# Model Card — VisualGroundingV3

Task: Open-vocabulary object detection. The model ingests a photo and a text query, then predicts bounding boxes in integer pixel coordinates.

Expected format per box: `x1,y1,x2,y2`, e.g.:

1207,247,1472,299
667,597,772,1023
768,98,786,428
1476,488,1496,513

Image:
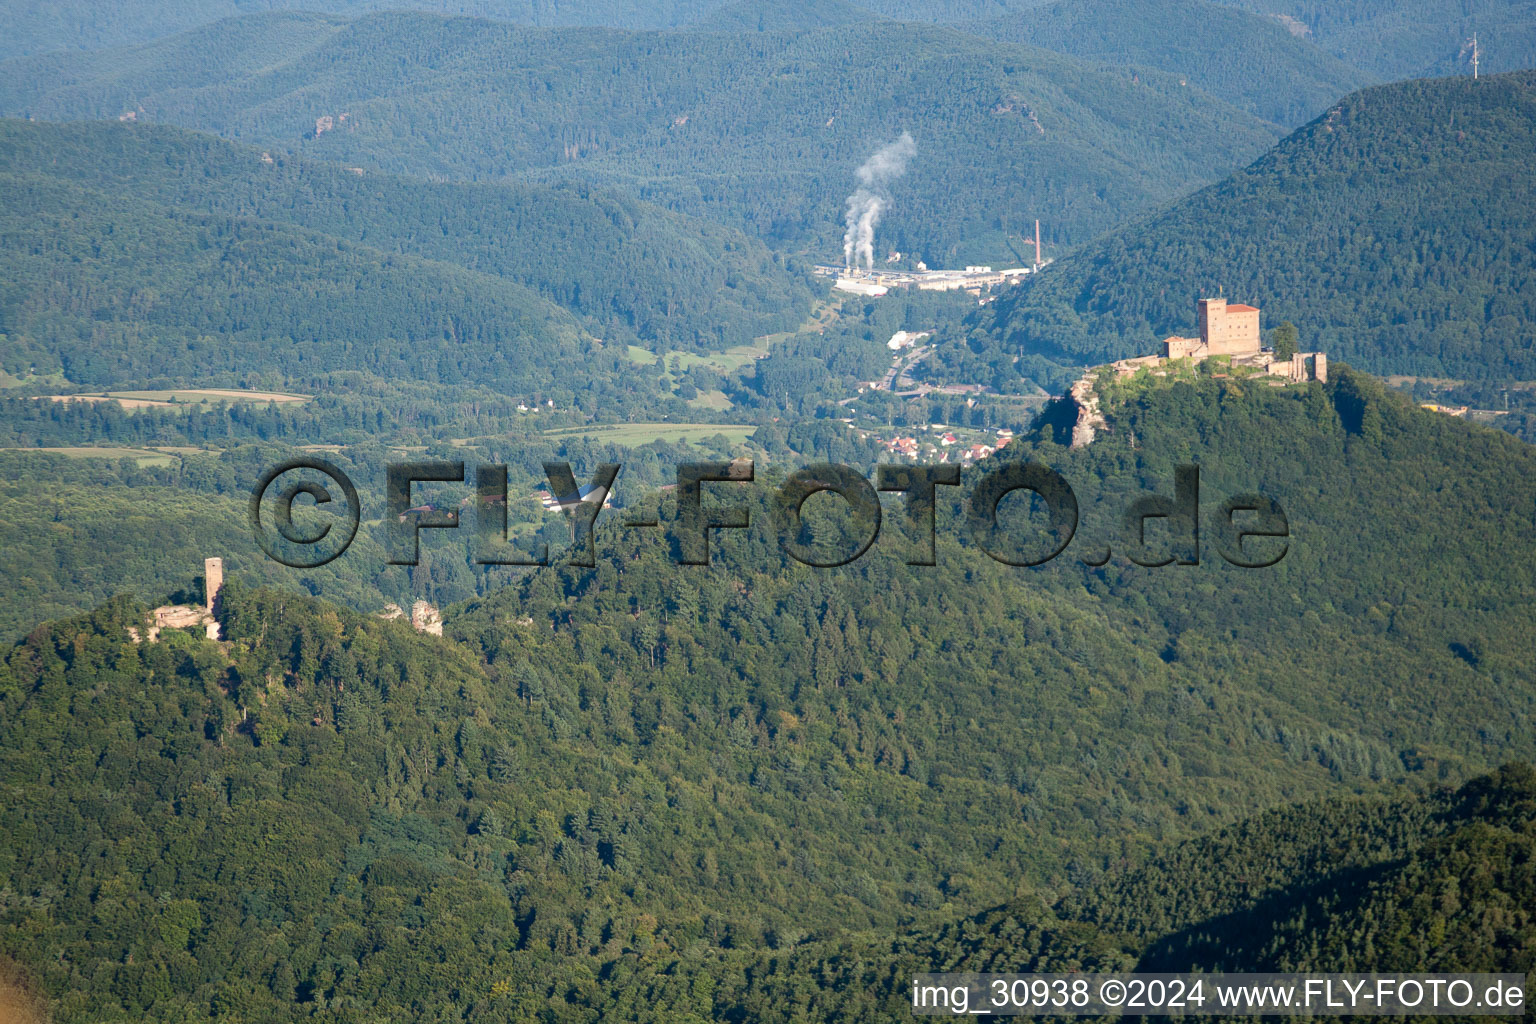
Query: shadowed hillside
0,118,813,355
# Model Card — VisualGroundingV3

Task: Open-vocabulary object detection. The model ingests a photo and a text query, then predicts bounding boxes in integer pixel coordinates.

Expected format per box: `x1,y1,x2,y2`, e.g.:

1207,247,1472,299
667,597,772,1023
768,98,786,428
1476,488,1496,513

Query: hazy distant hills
1215,0,1536,80
968,70,1536,382
0,0,1027,60
8,0,1532,78
967,0,1374,126
5,0,1529,120
0,11,1281,261
702,0,1371,127
694,0,883,32
0,0,704,59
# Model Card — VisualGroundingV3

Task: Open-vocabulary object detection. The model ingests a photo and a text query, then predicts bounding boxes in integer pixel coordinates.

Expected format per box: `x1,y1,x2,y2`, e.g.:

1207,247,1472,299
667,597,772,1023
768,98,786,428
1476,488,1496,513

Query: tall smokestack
842,133,916,273
1034,219,1041,269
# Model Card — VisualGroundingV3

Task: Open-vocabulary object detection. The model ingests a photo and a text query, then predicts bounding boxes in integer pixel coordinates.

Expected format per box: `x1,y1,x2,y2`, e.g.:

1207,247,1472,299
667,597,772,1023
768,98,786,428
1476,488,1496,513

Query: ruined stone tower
204,557,223,614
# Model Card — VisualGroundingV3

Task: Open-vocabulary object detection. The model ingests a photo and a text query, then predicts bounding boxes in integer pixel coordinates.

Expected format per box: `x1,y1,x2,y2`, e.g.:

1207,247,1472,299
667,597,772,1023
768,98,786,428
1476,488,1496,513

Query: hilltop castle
130,557,224,642
1158,297,1326,382
1064,296,1329,447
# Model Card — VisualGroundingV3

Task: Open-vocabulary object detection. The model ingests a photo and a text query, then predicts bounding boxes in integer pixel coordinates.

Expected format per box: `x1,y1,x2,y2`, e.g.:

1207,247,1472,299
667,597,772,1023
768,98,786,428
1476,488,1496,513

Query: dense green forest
1070,763,1536,973
957,71,1536,386
966,0,1371,126
0,11,1282,260
0,119,813,354
653,765,1533,1021
0,182,601,391
1,368,1533,1020
0,119,813,390
2,4,1533,1019
1215,0,1536,79
0,415,790,644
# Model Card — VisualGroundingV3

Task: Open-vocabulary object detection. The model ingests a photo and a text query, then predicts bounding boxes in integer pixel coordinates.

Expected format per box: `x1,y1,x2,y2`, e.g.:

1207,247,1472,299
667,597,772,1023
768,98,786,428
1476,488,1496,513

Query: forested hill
0,171,601,392
967,0,1371,127
1214,0,1536,80
700,0,1371,128
0,1,710,59
0,12,1282,259
1067,763,1536,973
0,133,620,392
0,0,1034,61
2,370,1535,1020
0,119,811,355
6,0,1528,79
967,71,1536,382
646,766,1534,1021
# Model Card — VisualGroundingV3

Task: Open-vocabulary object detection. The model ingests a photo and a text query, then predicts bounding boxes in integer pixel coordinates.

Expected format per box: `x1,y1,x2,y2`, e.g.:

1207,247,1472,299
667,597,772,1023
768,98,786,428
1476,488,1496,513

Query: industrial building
819,263,1041,297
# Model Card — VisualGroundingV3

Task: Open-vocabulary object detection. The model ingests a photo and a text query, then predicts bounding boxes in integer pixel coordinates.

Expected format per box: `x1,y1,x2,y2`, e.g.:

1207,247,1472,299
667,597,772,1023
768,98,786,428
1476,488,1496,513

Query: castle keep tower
1155,294,1324,382
204,557,223,614
1198,297,1262,356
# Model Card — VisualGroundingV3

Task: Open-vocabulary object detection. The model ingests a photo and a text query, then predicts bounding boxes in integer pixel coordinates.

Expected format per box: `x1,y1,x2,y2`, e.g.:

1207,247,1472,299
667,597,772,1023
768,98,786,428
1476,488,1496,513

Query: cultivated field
3,446,182,467
543,422,756,446
47,388,310,410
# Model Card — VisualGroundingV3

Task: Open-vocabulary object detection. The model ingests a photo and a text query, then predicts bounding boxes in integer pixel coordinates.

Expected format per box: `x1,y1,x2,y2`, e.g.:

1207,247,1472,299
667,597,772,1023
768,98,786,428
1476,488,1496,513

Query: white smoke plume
843,132,916,272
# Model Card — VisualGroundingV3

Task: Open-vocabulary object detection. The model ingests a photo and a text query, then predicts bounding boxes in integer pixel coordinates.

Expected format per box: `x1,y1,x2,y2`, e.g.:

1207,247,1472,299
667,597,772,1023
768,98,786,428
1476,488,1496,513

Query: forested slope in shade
3,369,1535,1021
643,766,1534,1022
1069,764,1536,973
0,165,632,392
965,0,1372,127
0,119,812,355
0,12,1281,258
965,71,1536,384
1215,0,1536,80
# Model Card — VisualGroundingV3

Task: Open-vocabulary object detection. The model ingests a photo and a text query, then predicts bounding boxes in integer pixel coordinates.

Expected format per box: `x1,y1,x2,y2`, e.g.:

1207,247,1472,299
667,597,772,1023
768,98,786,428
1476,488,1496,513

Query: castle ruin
131,558,224,642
